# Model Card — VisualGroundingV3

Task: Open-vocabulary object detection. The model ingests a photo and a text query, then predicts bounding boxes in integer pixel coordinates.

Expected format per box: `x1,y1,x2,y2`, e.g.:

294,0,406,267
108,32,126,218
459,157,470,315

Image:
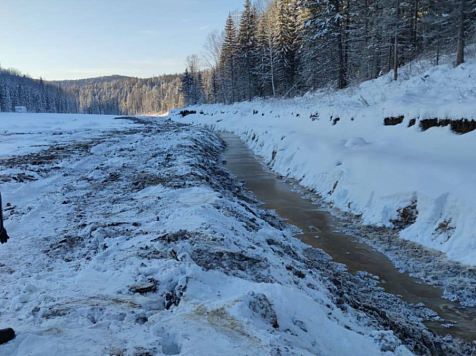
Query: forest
0,70,183,115
59,75,183,115
1,0,475,114
0,68,78,114
181,0,476,105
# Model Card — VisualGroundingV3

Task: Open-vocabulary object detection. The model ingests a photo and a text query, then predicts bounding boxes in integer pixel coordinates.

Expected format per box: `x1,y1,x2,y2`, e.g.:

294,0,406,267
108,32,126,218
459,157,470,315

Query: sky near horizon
0,0,244,80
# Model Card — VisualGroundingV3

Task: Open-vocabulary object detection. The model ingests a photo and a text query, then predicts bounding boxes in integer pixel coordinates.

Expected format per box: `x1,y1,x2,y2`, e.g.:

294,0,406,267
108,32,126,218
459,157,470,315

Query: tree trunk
412,0,420,54
333,0,346,89
267,20,276,97
456,0,466,66
364,0,370,78
393,35,398,81
344,0,350,82
231,58,235,104
436,39,440,66
393,1,400,81
388,39,393,73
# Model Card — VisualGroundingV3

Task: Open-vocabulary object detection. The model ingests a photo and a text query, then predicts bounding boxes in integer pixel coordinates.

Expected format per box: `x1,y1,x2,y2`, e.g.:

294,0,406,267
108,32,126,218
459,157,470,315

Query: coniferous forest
1,0,475,114
182,0,476,106
0,68,78,113
0,69,183,115
59,75,183,115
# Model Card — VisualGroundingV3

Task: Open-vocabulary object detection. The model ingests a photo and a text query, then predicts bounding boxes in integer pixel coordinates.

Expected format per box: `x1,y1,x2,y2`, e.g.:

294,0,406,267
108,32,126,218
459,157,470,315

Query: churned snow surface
173,60,476,266
0,114,416,355
0,113,123,158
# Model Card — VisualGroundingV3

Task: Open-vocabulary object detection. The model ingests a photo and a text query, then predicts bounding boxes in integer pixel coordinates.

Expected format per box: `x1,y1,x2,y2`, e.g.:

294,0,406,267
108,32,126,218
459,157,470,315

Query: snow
172,59,476,267
0,114,426,355
0,113,130,158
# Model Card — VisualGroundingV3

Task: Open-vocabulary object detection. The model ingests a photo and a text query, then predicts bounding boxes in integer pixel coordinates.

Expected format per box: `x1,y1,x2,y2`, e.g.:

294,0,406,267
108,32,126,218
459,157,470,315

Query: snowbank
173,59,476,266
1,115,427,355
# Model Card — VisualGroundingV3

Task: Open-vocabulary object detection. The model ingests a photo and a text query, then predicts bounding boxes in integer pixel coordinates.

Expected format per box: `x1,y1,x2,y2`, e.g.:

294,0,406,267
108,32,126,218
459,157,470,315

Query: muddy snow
0,114,473,355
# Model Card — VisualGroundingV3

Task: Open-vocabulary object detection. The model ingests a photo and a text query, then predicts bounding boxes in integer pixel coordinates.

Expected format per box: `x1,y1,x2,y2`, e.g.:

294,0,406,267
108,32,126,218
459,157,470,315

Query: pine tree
196,72,206,104
299,0,346,89
220,14,238,103
421,0,454,65
180,69,194,106
456,0,467,66
256,5,278,97
274,0,299,94
210,69,220,103
0,84,11,112
237,0,259,101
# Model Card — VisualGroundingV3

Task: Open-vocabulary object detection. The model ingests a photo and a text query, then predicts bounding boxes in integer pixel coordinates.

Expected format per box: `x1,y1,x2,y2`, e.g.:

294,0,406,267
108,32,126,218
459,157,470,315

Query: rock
0,328,15,345
247,292,279,329
129,283,157,295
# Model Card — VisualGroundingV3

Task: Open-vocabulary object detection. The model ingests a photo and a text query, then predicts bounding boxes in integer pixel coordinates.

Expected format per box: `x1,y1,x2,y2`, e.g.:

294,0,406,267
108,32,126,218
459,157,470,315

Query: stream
221,132,476,343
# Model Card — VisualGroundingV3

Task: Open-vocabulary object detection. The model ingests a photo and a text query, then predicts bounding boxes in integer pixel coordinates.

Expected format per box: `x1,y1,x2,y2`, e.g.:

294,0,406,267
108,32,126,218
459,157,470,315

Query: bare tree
257,7,277,97
202,30,224,70
185,54,201,76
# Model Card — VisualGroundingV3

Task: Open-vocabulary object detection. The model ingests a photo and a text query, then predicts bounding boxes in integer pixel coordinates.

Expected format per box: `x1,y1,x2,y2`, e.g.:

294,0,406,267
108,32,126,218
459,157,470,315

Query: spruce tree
256,5,278,97
180,69,194,106
220,14,238,103
237,0,259,101
274,0,299,95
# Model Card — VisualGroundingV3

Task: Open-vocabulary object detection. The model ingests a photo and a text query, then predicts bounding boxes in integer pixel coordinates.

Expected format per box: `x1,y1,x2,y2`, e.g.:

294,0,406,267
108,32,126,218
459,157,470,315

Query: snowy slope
0,114,443,355
172,60,476,267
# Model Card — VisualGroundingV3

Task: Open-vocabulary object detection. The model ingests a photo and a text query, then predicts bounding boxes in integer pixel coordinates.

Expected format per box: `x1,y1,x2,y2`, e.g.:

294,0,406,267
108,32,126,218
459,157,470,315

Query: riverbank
171,60,476,269
171,61,476,312
220,132,476,342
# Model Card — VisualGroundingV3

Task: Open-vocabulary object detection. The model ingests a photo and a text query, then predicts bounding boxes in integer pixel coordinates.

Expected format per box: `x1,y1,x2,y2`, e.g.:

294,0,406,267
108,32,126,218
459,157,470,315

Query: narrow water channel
221,132,476,342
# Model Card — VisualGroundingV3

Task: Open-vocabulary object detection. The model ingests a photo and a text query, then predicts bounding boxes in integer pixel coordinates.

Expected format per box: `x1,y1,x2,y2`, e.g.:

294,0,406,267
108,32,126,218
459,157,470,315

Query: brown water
221,132,476,342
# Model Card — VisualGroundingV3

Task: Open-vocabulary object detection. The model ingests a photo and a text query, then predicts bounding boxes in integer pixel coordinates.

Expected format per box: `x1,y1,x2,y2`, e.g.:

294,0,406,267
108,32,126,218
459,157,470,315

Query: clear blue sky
0,0,244,80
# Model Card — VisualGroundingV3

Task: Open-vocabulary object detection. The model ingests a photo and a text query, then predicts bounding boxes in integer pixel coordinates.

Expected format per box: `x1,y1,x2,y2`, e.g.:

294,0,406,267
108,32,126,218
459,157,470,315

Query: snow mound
344,137,369,147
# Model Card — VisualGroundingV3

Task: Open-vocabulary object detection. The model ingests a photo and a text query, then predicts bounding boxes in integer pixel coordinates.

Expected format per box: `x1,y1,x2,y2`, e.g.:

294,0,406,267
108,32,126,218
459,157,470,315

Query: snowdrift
173,60,476,266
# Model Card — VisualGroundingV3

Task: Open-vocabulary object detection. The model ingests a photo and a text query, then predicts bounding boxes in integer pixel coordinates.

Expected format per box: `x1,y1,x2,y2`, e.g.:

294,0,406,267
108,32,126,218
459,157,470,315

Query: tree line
0,67,78,113
2,1,474,114
181,0,476,106
61,75,184,115
0,69,184,115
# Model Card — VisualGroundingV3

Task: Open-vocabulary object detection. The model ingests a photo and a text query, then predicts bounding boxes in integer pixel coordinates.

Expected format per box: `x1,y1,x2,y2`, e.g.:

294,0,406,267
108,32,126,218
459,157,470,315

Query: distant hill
1,68,186,115
51,75,133,87
0,67,78,113
58,74,185,115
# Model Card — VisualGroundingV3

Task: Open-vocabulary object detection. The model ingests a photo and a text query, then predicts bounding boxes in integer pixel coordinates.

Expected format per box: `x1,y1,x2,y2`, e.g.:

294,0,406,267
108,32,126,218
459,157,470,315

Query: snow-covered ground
1,113,470,355
172,59,476,268
0,113,126,159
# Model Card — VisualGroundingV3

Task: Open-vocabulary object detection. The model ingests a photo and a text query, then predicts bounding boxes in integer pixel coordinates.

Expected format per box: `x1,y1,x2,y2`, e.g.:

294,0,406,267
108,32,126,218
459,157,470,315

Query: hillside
0,68,184,116
59,74,184,115
0,67,78,114
173,58,476,270
51,75,133,87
